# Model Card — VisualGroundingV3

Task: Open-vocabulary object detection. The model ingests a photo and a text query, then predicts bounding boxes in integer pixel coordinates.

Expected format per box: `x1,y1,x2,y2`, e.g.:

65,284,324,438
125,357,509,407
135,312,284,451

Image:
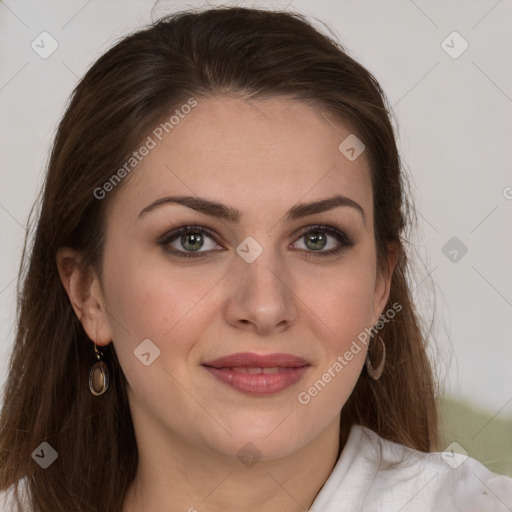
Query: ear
56,247,113,346
372,241,399,325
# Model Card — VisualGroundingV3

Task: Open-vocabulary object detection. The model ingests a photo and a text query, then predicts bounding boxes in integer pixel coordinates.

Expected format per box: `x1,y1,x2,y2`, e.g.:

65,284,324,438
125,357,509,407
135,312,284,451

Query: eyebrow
137,194,366,224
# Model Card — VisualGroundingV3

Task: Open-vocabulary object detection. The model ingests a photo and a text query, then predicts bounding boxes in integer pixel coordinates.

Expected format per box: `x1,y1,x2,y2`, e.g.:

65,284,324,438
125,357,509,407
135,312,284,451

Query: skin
57,96,397,512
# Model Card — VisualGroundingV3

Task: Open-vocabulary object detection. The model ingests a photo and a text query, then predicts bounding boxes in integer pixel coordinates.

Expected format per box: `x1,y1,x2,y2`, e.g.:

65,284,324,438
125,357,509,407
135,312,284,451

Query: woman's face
95,96,393,460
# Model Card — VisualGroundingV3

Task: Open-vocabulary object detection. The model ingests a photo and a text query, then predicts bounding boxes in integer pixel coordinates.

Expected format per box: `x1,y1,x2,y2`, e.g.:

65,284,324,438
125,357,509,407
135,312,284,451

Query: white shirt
309,424,512,511
1,424,511,511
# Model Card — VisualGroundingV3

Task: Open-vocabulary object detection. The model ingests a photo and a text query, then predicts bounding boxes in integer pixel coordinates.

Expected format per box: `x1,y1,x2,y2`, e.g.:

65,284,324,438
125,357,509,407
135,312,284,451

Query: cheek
303,254,377,340
101,248,224,365
100,253,218,413
295,263,374,414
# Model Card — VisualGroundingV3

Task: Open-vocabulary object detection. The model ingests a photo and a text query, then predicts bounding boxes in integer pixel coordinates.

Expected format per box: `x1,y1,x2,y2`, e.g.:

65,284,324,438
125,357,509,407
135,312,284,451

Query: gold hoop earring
365,334,386,380
89,343,110,396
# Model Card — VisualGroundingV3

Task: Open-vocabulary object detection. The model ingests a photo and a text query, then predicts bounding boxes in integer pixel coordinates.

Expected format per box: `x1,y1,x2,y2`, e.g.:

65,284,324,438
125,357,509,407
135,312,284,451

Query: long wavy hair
0,6,438,511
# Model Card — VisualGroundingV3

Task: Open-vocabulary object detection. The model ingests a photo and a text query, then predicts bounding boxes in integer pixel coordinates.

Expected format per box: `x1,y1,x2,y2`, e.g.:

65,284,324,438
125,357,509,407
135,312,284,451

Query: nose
224,246,298,335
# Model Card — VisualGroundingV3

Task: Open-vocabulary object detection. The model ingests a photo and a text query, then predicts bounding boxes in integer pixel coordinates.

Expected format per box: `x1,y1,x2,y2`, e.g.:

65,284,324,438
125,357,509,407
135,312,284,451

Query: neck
122,407,345,512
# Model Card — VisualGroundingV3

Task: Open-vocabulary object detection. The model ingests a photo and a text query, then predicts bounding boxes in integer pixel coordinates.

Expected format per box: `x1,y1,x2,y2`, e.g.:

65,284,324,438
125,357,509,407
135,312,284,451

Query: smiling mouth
201,354,311,395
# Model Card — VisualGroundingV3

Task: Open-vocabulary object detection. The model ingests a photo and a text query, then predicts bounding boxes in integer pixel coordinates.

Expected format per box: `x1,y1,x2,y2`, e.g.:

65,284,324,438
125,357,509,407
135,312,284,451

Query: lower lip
203,366,310,395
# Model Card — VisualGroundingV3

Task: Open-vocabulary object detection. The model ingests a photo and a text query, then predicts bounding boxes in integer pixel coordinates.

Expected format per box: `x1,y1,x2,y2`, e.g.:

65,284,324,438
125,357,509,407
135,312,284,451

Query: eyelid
291,224,355,253
158,223,354,257
157,224,220,244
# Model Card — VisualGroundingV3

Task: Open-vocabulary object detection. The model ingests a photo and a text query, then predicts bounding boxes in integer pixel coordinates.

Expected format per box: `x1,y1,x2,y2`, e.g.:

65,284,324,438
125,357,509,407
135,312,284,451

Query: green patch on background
439,396,512,477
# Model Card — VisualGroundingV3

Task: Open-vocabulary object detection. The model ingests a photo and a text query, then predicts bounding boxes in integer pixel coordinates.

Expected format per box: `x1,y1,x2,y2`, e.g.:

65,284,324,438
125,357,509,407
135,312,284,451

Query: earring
365,334,386,380
89,343,110,396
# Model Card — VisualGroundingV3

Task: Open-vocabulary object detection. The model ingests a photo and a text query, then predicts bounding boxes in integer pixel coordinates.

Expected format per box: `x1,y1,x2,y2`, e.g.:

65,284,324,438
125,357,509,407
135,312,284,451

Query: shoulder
310,424,512,512
0,479,30,512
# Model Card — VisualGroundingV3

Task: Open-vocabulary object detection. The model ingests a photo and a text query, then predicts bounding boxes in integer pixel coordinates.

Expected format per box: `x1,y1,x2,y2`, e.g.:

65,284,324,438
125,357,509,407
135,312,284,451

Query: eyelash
157,224,355,259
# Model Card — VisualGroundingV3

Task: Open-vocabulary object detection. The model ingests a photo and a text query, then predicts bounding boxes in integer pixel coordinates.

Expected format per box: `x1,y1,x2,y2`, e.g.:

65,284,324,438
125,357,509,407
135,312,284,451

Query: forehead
109,96,372,225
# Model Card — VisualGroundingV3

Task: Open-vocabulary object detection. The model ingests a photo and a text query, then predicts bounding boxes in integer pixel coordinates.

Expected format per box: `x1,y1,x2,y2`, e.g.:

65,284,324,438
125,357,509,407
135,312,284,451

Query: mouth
201,352,311,395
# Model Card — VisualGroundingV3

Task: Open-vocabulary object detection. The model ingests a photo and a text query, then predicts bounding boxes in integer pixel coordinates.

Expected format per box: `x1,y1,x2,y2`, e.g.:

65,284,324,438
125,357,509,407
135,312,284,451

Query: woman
0,6,511,512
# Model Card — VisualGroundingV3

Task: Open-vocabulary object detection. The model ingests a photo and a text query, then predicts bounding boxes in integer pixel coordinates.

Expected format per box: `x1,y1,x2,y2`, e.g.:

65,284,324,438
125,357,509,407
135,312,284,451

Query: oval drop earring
365,334,386,381
89,343,110,396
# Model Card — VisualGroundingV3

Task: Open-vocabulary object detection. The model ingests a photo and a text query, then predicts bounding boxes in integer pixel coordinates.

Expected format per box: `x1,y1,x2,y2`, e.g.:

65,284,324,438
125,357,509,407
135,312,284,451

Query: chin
199,421,313,462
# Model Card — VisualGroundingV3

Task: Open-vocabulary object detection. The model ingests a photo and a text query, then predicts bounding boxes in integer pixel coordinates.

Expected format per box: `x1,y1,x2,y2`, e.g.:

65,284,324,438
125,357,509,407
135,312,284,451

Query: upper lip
202,352,310,369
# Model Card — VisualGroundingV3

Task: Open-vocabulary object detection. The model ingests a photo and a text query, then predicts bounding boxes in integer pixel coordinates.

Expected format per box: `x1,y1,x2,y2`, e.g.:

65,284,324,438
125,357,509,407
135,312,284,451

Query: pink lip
202,352,311,395
202,352,310,368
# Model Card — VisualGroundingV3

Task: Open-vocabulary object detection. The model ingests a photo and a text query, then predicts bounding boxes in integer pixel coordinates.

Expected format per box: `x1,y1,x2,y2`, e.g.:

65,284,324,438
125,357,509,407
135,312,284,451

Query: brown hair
0,6,438,511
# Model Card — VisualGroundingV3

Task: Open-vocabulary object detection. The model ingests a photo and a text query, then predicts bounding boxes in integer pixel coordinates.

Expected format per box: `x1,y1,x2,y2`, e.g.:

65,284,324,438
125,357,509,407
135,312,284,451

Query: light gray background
1,0,511,422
